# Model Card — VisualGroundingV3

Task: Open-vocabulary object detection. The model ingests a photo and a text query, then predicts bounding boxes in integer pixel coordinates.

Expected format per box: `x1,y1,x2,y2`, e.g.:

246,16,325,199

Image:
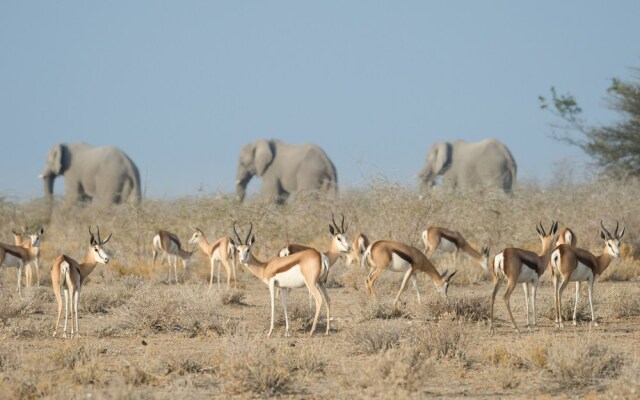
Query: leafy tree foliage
539,71,640,178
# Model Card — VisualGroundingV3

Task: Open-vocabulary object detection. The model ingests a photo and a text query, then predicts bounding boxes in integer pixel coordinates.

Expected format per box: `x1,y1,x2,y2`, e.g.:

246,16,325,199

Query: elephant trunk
42,173,55,201
417,166,435,192
235,171,252,203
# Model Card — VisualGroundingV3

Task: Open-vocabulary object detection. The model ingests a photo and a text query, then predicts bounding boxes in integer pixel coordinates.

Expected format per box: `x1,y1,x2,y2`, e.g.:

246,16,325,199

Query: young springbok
551,221,624,328
0,227,44,294
232,222,330,337
490,221,558,333
51,226,112,338
189,226,237,289
422,226,489,271
152,230,195,283
362,239,457,308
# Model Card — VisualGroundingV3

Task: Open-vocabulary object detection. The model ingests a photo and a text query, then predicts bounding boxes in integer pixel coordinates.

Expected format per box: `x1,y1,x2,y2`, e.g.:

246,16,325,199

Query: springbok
152,230,195,283
189,226,237,289
0,227,44,293
422,226,489,271
362,239,457,308
51,226,111,338
490,221,558,333
232,222,330,337
346,232,370,269
551,221,624,328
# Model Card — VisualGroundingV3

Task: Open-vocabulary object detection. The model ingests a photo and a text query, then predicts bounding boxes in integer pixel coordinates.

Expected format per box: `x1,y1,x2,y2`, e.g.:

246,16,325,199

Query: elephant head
235,140,274,202
39,144,68,202
418,142,451,191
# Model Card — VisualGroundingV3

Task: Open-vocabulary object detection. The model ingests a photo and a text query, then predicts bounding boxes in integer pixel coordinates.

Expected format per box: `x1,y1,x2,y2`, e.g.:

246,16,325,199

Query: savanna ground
1,180,640,399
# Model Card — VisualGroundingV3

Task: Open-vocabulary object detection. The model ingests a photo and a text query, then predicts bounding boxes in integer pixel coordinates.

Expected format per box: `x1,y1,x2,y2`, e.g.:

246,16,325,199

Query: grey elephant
39,143,141,206
418,138,517,192
236,140,338,203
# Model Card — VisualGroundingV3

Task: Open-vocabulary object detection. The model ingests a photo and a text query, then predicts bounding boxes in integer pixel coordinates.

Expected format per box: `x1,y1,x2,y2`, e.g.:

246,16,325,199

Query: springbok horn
600,220,613,239
245,222,253,244
341,213,345,233
233,221,243,244
331,213,339,231
614,220,619,238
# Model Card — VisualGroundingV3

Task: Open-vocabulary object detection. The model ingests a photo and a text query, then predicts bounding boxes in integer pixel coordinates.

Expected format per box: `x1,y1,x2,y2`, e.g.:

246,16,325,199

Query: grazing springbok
362,239,457,308
422,226,489,271
152,230,195,283
189,226,237,289
551,221,625,328
346,232,370,269
0,227,44,293
232,222,330,337
51,226,112,338
490,221,558,333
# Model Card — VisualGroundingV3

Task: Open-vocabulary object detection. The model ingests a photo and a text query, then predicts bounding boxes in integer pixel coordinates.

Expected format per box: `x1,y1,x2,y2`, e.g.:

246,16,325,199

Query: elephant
39,143,141,206
235,140,338,203
418,138,517,193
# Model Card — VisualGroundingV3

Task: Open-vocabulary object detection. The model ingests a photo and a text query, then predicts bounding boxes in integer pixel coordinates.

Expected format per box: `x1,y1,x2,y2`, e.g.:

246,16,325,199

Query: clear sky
2,1,639,201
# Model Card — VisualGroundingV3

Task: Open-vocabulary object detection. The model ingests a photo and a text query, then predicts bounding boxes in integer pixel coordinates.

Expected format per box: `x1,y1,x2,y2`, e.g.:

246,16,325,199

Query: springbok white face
434,271,457,297
231,222,255,264
600,221,625,258
28,227,44,247
89,226,112,264
329,213,351,253
189,228,203,245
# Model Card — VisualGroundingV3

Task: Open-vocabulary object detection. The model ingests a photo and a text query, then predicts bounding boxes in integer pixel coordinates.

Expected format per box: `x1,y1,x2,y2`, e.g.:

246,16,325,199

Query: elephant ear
433,142,452,175
50,144,64,175
254,140,274,176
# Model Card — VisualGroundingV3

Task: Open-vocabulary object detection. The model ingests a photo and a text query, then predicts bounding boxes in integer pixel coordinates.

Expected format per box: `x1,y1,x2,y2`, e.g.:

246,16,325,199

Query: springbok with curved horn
152,230,195,283
422,227,489,271
232,222,330,337
278,213,351,275
0,227,44,293
490,221,558,333
551,221,625,328
51,226,112,338
362,239,457,308
189,226,237,289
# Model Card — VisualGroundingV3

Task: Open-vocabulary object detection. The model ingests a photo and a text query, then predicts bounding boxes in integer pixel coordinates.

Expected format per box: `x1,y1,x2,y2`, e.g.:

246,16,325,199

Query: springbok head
329,213,351,253
89,226,111,264
231,222,255,264
600,220,625,258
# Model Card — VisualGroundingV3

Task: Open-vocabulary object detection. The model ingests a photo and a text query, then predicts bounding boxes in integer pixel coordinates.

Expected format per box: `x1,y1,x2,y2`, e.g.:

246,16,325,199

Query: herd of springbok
0,216,626,338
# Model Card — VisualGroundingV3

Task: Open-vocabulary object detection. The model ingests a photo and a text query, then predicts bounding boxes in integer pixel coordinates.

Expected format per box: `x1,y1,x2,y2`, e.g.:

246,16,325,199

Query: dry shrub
219,338,294,396
346,322,403,355
349,346,432,395
217,288,246,306
486,344,549,370
608,358,640,398
351,297,405,322
610,288,640,317
418,295,490,322
80,284,133,313
541,294,591,323
335,266,366,290
0,289,49,323
282,346,327,376
407,321,467,361
545,342,623,390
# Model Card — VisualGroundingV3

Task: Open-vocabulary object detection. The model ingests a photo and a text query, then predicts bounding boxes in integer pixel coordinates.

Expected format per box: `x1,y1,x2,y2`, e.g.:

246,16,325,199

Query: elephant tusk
235,179,242,185
38,174,45,179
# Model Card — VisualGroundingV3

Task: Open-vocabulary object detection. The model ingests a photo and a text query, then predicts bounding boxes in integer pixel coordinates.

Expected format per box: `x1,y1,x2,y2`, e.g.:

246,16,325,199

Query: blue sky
2,1,639,200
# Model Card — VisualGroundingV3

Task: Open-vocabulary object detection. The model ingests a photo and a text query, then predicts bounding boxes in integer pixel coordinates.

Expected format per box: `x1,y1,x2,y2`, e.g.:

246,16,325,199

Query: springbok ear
90,236,97,246
329,225,336,236
619,226,626,239
248,235,255,246
229,238,237,247
38,227,45,235
600,230,606,240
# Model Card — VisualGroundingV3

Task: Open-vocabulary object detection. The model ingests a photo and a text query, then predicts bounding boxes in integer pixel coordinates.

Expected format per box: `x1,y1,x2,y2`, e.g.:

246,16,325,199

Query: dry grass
1,180,640,398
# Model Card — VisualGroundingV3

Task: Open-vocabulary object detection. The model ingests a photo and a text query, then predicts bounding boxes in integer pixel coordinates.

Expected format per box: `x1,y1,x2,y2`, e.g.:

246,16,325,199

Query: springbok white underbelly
388,253,411,273
273,264,307,288
517,264,538,284
2,254,23,268
569,262,593,281
439,238,457,253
